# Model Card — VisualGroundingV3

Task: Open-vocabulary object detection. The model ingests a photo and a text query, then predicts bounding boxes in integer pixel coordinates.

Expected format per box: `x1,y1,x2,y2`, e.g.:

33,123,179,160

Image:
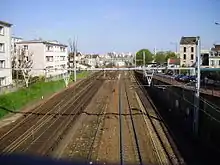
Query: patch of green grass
70,71,90,81
0,79,65,118
0,71,91,118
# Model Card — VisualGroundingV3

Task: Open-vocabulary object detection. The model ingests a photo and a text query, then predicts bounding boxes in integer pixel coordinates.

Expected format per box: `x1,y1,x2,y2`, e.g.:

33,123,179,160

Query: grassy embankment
0,71,90,118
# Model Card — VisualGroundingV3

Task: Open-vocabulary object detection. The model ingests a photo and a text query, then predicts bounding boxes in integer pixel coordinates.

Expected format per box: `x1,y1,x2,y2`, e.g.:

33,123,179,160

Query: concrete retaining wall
135,72,220,155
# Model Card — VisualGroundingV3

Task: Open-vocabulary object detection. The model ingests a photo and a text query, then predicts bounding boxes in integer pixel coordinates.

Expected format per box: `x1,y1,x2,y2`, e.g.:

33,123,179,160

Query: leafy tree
154,51,166,64
135,49,153,66
165,51,177,61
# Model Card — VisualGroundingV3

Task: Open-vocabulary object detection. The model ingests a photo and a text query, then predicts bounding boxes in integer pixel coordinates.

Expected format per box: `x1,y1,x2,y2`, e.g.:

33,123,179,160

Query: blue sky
1,0,220,54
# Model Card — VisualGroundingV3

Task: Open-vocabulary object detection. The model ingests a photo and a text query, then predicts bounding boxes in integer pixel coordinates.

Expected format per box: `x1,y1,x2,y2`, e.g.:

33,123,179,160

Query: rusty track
123,73,143,165
134,71,184,165
0,72,103,154
86,71,118,162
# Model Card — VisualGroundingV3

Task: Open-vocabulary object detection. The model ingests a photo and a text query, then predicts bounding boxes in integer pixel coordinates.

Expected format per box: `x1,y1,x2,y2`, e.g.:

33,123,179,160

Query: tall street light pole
170,42,178,54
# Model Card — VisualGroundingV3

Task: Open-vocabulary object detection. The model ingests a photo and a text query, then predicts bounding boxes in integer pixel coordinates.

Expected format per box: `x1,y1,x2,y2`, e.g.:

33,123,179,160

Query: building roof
16,40,67,47
211,45,220,52
12,36,23,40
0,20,12,27
180,36,198,45
168,58,180,65
92,54,99,58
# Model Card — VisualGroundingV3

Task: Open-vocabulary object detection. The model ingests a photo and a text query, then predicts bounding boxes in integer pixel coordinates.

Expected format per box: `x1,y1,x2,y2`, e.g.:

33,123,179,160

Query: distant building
179,36,198,67
201,49,209,66
16,40,68,77
167,58,180,68
68,52,84,68
84,54,100,67
0,20,13,86
209,45,220,67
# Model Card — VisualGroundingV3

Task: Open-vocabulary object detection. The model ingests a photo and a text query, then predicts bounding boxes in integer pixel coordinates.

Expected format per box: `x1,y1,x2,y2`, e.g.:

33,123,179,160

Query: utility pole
135,53,137,67
143,51,146,78
193,36,201,137
170,42,178,54
175,44,178,54
154,46,157,55
74,38,77,82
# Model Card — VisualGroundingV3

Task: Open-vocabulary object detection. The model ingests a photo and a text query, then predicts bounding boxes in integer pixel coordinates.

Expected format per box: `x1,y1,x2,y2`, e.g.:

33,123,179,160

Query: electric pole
193,36,201,137
74,38,77,82
143,51,146,78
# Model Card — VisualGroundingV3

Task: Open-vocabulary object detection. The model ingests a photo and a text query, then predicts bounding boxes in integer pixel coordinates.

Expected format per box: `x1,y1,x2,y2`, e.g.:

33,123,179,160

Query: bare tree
12,47,33,87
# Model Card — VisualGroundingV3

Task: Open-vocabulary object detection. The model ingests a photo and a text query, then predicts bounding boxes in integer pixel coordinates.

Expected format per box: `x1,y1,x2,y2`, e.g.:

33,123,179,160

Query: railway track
0,72,104,155
51,71,119,161
134,71,184,165
86,73,117,163
118,72,143,165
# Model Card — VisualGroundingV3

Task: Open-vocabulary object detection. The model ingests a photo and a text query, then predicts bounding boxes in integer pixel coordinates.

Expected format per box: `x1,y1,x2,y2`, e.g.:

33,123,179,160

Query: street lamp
170,42,178,54
215,22,220,25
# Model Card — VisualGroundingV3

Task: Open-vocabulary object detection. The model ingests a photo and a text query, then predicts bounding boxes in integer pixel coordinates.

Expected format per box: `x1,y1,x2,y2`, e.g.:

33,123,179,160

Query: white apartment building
179,36,197,67
16,40,68,77
0,21,13,86
11,36,23,54
209,45,220,67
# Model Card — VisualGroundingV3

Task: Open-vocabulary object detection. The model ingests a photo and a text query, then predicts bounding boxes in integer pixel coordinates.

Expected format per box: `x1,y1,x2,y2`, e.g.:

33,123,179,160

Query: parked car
166,70,174,76
179,75,190,83
188,75,196,82
174,75,185,81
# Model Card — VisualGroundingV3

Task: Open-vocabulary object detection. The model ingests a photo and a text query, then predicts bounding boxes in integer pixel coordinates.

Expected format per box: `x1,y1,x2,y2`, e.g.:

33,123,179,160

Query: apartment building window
183,47,186,52
46,66,53,71
191,54,194,60
0,78,5,86
0,26,4,35
60,56,65,61
0,43,5,52
46,45,53,52
0,60,5,68
211,60,215,66
46,56,53,62
183,54,186,60
191,47,194,53
60,64,65,69
60,47,65,52
23,45,28,50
